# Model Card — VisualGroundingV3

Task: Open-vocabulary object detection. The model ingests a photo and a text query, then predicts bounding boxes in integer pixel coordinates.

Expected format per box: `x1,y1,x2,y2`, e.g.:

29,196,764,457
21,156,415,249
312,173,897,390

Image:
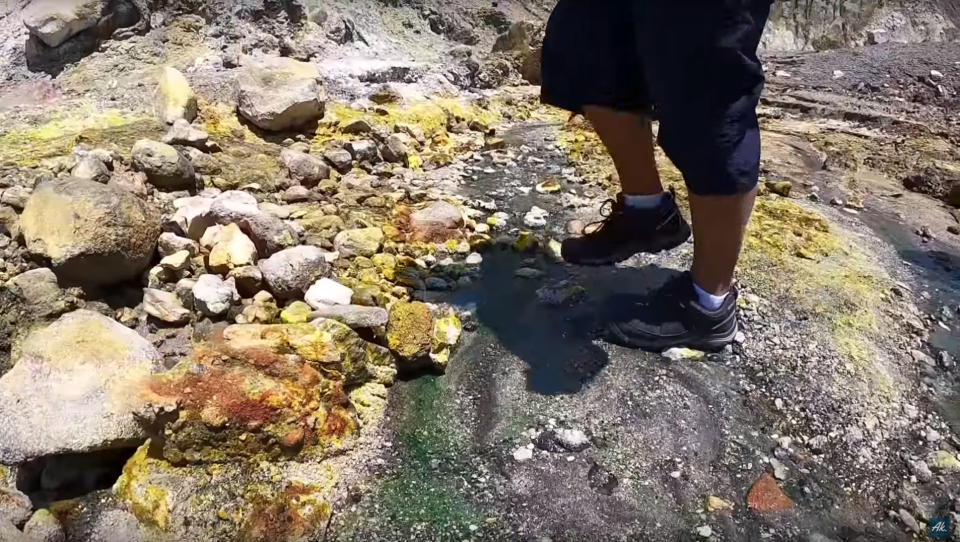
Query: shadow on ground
452,246,679,396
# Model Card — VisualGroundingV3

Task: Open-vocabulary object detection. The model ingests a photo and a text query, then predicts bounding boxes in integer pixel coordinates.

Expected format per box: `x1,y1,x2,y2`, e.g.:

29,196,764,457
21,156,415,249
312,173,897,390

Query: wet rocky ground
2,2,960,540
321,104,960,541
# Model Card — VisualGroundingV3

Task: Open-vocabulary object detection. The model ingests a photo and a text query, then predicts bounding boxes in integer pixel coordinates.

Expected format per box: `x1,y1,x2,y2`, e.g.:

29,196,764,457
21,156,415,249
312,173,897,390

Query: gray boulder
0,486,31,527
281,148,330,187
7,268,69,318
0,519,30,542
23,510,65,542
22,0,105,48
0,206,19,240
258,245,330,299
0,310,164,464
208,191,298,257
162,119,209,150
382,133,410,164
345,140,380,163
209,190,259,223
240,213,300,257
71,155,110,183
237,56,326,132
20,179,160,287
324,148,353,172
308,305,388,329
143,288,191,324
132,139,196,191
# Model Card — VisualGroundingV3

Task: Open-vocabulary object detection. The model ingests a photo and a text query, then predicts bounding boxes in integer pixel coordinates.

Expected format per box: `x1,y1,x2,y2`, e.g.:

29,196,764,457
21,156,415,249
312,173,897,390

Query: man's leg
688,189,757,300
582,106,663,198
539,1,691,266
559,106,691,265
605,0,771,351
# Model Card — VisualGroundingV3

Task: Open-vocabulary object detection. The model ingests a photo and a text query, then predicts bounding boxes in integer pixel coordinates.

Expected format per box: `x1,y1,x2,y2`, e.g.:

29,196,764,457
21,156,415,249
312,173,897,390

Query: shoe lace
582,198,622,237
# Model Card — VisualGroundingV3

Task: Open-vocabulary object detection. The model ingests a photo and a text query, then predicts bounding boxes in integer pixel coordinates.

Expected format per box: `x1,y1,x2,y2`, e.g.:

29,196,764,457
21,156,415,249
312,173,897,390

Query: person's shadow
462,244,679,396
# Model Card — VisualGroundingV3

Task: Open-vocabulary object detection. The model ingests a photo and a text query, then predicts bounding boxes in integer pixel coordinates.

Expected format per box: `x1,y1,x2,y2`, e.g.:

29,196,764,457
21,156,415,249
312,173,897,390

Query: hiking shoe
605,272,739,352
561,191,691,266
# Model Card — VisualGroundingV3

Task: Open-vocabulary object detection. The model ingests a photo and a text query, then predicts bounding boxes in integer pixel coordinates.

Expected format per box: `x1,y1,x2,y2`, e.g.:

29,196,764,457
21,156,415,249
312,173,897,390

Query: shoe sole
606,320,739,353
564,222,692,267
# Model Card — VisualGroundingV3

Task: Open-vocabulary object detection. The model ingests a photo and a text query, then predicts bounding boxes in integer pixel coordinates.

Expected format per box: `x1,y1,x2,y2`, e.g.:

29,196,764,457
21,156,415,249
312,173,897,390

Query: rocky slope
764,0,959,50
1,0,960,541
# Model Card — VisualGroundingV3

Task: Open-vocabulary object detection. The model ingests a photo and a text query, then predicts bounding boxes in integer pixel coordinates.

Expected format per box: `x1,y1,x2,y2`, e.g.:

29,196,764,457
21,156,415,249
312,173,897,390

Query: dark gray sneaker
560,191,691,266
605,272,739,352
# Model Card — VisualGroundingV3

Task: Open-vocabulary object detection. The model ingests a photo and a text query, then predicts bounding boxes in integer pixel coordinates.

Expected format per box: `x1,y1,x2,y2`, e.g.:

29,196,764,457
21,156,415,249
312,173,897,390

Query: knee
658,111,761,197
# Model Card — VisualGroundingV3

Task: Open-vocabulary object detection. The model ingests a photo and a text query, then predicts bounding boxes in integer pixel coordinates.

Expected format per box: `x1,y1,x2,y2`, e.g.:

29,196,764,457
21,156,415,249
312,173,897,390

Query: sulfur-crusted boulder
140,320,395,464
112,441,337,541
333,228,384,258
155,66,198,124
0,310,164,464
386,301,434,364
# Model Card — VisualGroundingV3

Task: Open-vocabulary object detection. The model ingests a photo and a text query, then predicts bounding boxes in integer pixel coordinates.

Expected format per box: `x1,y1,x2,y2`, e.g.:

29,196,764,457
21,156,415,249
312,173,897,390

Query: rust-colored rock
746,473,794,512
140,321,395,464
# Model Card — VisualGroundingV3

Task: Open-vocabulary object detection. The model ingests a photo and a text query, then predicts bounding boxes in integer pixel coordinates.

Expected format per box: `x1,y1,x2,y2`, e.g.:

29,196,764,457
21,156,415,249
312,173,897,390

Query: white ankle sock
693,282,727,311
623,192,666,209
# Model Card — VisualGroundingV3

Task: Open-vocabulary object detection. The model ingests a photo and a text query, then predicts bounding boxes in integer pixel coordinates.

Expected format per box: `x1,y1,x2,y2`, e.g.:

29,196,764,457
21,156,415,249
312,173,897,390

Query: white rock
304,278,354,308
523,206,548,228
207,223,258,274
158,250,191,272
157,232,198,257
832,70,844,78
143,288,191,324
513,447,533,462
556,428,590,452
192,274,239,317
931,70,944,80
172,196,215,240
774,70,791,77
696,525,713,538
770,457,788,480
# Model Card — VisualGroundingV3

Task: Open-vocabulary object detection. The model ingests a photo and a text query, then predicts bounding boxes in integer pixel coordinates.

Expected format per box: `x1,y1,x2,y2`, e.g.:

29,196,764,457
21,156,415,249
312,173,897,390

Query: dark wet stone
588,462,618,496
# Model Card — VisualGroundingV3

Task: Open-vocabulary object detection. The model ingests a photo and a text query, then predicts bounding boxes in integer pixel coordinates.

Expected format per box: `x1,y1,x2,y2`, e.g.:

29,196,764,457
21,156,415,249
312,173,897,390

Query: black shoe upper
561,191,691,266
606,272,739,352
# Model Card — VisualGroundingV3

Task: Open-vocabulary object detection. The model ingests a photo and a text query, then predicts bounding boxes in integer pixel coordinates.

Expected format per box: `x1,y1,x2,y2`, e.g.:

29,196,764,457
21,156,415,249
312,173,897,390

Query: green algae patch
357,376,481,539
0,110,160,166
114,441,172,531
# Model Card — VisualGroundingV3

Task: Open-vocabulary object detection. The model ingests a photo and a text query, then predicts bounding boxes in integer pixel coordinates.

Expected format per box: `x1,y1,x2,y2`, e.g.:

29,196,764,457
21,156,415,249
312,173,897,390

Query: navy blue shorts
541,0,773,196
